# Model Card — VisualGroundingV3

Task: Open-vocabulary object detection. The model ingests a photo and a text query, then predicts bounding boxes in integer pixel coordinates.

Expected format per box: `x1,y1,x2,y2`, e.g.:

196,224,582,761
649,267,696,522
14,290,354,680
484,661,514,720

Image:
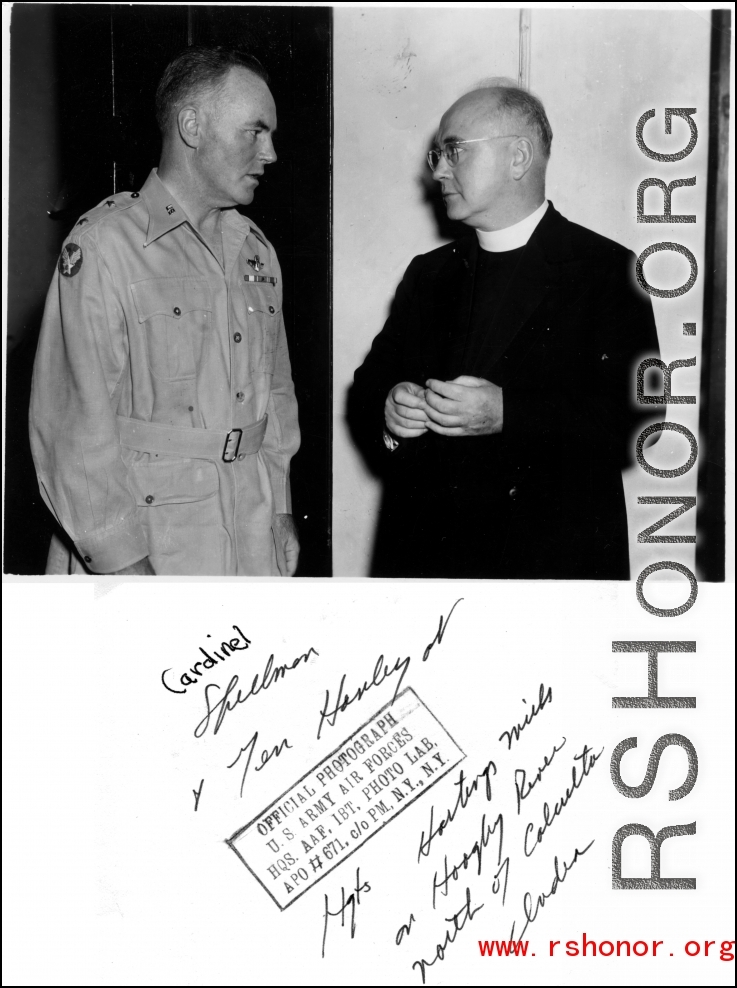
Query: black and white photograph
333,5,728,582
3,4,734,987
5,4,331,578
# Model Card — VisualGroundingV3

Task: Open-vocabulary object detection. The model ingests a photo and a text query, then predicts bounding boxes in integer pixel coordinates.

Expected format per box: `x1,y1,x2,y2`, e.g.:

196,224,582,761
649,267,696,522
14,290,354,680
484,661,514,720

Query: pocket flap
129,458,219,505
243,282,282,315
131,278,212,323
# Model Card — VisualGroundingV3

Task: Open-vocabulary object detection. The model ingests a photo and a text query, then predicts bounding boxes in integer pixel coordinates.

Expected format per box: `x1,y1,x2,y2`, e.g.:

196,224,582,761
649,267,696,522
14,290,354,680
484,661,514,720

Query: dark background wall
5,3,332,575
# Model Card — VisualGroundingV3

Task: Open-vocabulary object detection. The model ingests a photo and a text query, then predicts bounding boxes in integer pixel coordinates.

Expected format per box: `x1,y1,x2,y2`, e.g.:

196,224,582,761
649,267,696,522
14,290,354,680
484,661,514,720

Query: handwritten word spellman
30,47,300,576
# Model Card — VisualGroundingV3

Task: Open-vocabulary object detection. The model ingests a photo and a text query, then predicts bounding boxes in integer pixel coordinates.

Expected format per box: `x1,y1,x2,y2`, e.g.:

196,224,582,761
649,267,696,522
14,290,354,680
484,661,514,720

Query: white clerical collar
475,199,549,252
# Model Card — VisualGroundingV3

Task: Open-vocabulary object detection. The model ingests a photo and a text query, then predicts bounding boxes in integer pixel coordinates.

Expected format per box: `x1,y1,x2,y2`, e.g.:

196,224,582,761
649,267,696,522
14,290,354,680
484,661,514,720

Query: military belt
117,415,268,463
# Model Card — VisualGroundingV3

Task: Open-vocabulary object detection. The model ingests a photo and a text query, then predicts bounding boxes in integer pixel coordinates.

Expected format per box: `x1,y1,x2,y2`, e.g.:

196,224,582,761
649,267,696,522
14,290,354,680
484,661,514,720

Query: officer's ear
177,105,201,149
510,137,534,181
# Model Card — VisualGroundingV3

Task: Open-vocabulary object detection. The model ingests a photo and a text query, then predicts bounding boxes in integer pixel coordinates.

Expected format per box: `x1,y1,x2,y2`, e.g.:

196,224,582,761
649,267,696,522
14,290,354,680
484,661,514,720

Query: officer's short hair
494,86,553,159
155,45,270,134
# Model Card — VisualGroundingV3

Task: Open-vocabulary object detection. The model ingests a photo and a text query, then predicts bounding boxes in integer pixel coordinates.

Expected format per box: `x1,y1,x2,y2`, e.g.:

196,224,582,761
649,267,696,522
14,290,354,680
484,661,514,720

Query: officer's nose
261,135,277,165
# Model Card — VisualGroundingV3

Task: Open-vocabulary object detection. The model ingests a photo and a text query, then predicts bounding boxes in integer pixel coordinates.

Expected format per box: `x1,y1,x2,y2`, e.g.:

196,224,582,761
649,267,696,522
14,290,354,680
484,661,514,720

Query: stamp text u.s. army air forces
226,688,465,909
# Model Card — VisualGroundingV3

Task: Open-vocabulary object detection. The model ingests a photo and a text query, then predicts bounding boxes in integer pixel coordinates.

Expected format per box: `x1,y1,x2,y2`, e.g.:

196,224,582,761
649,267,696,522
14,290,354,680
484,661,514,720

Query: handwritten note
3,582,731,987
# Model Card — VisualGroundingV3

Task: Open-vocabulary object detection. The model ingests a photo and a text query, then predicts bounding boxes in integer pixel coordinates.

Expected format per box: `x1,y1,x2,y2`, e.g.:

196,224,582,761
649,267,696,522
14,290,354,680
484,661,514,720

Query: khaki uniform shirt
30,169,300,575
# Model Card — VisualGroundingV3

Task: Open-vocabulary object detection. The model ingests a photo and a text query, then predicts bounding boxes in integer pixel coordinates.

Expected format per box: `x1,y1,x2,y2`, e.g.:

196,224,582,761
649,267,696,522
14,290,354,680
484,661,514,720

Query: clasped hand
385,376,503,438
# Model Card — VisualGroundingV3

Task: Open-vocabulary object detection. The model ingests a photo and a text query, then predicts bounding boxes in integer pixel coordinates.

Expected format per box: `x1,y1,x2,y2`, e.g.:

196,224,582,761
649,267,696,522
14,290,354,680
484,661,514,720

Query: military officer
30,46,300,576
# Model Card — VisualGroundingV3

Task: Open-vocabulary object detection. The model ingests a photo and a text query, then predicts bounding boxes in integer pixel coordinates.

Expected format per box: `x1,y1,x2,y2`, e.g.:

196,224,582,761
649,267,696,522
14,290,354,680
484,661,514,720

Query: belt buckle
223,428,243,462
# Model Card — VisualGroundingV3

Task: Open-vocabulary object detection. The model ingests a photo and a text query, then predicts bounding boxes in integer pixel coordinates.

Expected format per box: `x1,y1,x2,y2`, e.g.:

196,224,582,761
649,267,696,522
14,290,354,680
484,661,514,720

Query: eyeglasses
427,135,521,171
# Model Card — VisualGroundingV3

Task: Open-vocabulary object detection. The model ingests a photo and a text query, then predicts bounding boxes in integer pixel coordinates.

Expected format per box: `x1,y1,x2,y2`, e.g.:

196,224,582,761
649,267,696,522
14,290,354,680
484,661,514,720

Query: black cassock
348,203,660,580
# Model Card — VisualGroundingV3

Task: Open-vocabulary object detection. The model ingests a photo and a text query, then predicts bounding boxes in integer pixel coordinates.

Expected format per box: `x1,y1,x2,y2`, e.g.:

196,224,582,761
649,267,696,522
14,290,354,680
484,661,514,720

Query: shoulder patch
59,243,83,277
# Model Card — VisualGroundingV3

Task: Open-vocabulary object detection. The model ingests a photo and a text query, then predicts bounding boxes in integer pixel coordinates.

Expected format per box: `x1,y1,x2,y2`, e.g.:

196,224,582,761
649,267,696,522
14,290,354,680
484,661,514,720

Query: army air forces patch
59,243,83,277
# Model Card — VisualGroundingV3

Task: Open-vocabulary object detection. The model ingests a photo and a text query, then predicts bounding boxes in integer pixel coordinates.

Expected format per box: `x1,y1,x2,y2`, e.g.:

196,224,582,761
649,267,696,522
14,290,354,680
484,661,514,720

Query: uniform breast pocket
131,277,212,381
242,283,281,373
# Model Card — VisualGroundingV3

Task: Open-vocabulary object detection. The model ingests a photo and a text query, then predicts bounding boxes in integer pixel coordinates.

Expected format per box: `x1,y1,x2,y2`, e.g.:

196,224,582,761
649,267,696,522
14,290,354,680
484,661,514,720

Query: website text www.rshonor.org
476,936,735,960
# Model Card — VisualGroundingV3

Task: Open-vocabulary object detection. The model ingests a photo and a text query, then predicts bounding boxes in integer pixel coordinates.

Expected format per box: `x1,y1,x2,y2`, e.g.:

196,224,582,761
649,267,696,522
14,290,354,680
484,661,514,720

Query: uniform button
247,306,254,313
509,487,517,498
236,391,245,401
268,305,275,314
130,192,140,198
145,494,155,504
233,333,242,343
84,555,92,563
188,405,194,412
237,453,246,461
173,306,181,316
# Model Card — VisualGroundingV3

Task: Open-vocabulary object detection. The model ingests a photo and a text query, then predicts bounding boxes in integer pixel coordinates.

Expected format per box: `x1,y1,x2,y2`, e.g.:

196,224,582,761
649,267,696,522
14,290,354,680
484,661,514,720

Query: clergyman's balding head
432,85,551,231
444,85,553,162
